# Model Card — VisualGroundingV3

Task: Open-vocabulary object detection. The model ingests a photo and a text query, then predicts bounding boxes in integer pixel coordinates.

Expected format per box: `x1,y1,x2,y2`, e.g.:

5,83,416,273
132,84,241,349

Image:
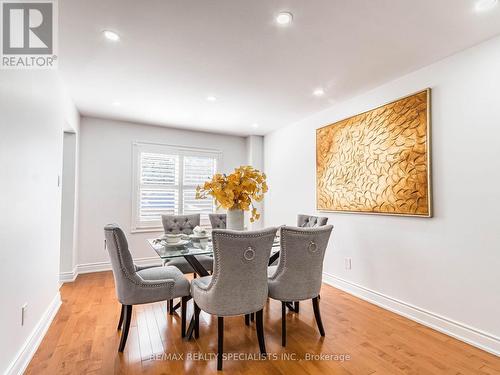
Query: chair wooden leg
118,305,132,352
281,301,286,347
181,296,188,338
168,299,174,315
255,309,266,356
250,312,254,322
194,302,201,339
217,316,224,371
312,296,325,337
244,314,250,326
294,301,300,313
117,304,125,330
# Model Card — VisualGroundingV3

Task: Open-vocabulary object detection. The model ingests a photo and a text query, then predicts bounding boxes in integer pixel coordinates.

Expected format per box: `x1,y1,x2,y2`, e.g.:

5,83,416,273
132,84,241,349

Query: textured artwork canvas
316,89,431,217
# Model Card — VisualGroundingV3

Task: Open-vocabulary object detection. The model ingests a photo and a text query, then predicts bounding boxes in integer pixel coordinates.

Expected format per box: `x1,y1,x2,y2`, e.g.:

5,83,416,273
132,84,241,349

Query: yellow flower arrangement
195,166,268,222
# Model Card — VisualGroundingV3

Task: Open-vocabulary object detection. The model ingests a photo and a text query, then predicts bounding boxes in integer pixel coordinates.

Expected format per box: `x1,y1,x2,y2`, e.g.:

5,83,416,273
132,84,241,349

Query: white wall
246,135,264,229
60,132,78,278
77,117,247,267
246,135,264,170
264,36,500,353
0,71,78,374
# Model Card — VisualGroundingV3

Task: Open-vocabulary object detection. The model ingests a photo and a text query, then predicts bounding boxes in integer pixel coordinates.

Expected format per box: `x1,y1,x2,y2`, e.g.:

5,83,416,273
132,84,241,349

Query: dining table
146,234,281,340
147,235,281,276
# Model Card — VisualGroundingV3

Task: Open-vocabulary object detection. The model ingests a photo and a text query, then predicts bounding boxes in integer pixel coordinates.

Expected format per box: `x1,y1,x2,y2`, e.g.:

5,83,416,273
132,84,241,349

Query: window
132,142,220,231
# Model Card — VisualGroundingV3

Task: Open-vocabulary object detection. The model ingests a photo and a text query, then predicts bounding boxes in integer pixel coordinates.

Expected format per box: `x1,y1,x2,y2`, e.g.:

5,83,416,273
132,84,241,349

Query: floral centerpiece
195,166,268,229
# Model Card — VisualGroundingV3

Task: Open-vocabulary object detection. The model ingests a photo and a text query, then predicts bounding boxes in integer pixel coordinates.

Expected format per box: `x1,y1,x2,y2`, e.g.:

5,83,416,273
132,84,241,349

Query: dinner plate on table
163,240,189,248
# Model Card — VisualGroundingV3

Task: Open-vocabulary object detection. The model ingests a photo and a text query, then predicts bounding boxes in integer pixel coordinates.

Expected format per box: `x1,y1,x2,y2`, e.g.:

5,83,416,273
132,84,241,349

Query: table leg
268,251,280,266
285,301,299,313
182,255,209,340
185,316,196,340
184,254,210,277
169,298,185,314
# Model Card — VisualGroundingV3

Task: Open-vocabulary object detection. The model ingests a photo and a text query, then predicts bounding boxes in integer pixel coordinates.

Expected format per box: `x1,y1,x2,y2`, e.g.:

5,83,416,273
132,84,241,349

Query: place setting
152,226,211,252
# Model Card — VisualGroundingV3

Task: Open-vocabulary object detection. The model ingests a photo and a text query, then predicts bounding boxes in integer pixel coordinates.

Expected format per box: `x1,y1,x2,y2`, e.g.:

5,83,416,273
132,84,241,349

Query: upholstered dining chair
161,214,214,314
297,214,329,227
209,213,226,229
289,214,329,312
191,227,278,370
104,224,191,352
268,214,330,305
161,214,214,274
268,225,333,346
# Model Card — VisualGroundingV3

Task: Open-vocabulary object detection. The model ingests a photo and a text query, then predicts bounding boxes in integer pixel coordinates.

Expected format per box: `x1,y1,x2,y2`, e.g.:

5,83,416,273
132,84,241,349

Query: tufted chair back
162,214,200,234
269,225,333,301
199,227,277,316
104,224,151,304
209,213,227,229
297,214,328,228
105,224,180,306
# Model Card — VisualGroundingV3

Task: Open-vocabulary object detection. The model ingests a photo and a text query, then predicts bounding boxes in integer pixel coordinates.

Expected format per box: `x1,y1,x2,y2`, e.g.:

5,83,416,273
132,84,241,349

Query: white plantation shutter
183,156,216,185
139,189,178,222
182,189,214,227
182,156,217,227
133,144,219,230
139,153,179,224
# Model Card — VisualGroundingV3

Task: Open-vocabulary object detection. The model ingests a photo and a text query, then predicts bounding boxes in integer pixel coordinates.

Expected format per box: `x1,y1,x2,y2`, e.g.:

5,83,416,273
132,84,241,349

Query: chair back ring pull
308,241,318,253
244,246,256,261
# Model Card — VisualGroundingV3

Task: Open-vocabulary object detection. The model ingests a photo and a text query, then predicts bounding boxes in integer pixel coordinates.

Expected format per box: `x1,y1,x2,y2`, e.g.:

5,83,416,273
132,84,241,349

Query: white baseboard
59,267,77,283
322,272,500,356
77,260,116,274
5,292,62,375
59,256,163,282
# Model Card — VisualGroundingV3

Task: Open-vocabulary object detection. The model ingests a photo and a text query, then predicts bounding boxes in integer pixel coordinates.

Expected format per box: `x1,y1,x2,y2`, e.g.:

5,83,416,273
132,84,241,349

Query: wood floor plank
25,271,500,374
135,304,154,361
144,304,165,355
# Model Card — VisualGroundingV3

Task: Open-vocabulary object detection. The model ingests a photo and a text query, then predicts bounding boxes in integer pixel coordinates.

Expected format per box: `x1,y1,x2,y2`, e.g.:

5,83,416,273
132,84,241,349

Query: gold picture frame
316,89,432,217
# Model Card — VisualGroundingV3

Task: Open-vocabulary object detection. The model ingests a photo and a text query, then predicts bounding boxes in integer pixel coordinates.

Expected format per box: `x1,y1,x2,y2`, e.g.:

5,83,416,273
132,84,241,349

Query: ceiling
59,0,500,136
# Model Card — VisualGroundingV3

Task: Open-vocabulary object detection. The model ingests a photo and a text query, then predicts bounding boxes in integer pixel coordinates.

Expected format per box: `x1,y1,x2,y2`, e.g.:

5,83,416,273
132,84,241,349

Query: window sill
130,227,164,234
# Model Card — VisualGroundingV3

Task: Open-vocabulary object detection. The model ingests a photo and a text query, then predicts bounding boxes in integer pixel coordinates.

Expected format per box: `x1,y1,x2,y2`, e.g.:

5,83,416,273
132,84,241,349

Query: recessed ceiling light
112,101,121,106
313,88,325,97
206,95,217,102
103,30,120,42
252,123,259,128
276,12,293,25
475,0,498,12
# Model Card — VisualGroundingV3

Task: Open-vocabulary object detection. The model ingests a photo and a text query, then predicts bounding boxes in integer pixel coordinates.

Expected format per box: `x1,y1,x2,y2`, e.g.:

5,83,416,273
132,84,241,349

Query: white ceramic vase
226,208,244,230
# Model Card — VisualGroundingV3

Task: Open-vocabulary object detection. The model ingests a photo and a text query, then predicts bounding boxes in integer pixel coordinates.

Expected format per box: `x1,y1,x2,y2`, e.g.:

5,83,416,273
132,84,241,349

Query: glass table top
147,236,281,260
147,238,213,259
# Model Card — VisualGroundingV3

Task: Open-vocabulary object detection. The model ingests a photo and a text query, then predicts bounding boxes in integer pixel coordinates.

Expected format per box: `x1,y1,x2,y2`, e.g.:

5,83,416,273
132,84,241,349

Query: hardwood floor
26,272,499,374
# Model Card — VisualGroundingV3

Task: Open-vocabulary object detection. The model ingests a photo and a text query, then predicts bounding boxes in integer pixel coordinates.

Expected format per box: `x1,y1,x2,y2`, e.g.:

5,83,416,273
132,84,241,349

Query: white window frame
131,141,221,232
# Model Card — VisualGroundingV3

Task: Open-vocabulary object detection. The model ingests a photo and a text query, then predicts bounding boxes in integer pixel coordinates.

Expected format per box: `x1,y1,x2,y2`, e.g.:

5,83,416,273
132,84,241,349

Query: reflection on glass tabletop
147,238,213,259
147,235,280,260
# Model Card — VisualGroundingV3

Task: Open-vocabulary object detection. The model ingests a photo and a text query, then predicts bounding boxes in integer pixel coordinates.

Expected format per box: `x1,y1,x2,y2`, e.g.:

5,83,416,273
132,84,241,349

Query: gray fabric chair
162,214,201,234
269,214,329,272
104,224,191,352
191,227,278,370
161,214,214,315
161,214,214,274
297,214,329,227
268,225,333,346
209,213,227,229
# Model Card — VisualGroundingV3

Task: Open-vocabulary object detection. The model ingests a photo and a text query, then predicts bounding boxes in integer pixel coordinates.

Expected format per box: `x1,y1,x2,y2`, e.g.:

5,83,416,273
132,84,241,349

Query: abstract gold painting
316,89,431,217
